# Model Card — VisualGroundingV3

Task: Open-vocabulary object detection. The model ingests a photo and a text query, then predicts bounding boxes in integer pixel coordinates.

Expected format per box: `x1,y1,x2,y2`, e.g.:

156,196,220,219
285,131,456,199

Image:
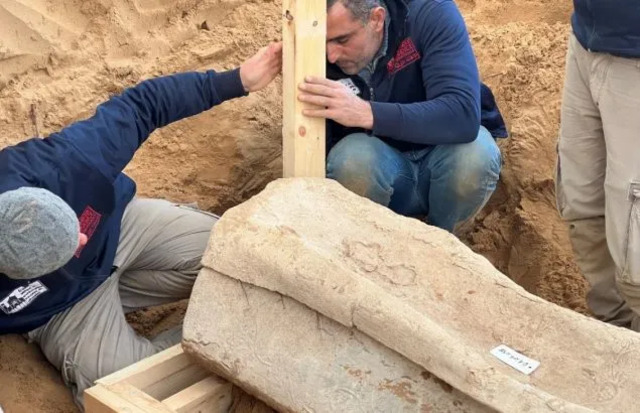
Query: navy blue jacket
327,0,507,152
0,69,245,334
572,0,640,58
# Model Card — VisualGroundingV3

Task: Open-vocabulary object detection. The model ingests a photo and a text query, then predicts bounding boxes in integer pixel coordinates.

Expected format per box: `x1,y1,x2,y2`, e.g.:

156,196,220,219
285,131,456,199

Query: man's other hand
240,42,283,93
298,76,374,129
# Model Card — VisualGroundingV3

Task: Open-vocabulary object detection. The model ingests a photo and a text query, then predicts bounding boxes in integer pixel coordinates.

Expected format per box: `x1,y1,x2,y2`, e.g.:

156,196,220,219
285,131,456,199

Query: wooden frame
85,345,232,413
282,0,327,178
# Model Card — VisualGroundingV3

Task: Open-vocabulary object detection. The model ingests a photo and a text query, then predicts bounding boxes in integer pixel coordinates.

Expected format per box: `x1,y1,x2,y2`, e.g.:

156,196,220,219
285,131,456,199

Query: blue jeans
326,126,501,232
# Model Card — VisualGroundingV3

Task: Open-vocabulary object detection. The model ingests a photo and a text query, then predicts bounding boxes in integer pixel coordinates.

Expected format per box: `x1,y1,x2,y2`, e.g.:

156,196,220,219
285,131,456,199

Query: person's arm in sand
299,2,480,145
44,42,282,182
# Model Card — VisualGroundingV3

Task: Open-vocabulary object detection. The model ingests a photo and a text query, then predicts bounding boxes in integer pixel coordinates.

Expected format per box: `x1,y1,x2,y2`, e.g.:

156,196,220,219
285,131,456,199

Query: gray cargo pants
556,34,640,330
26,198,218,409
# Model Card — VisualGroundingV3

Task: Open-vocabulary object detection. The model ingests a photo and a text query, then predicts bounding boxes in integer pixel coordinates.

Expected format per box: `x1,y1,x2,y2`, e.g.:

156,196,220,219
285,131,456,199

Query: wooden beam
282,0,327,178
162,376,232,413
84,383,169,413
96,345,186,387
106,383,176,413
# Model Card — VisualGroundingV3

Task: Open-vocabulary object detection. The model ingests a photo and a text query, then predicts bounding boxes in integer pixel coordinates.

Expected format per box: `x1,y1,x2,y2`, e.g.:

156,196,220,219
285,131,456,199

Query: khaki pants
556,34,640,330
27,198,218,409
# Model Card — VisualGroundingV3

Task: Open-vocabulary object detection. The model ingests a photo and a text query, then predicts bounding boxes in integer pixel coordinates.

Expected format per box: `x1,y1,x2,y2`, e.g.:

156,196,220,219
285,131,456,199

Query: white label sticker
490,345,540,375
0,281,48,315
338,78,361,96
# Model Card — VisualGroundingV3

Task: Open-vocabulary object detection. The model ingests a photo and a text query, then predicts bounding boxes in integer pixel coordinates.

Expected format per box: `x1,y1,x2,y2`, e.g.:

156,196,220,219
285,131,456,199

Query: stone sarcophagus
183,178,640,413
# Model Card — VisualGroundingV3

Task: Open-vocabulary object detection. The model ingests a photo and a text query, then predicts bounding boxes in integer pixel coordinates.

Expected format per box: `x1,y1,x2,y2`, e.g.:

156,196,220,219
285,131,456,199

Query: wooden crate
85,344,232,413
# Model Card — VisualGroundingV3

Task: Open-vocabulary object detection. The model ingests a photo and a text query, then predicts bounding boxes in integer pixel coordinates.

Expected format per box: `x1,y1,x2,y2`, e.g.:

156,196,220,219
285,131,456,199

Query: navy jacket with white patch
0,69,246,334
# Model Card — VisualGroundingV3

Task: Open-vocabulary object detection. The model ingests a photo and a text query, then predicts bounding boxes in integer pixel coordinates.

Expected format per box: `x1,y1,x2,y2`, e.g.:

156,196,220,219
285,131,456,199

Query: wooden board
282,0,327,178
85,345,232,413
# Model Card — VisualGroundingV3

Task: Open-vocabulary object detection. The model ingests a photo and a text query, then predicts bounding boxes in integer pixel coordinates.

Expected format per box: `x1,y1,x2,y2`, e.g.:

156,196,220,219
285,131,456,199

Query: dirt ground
0,0,587,411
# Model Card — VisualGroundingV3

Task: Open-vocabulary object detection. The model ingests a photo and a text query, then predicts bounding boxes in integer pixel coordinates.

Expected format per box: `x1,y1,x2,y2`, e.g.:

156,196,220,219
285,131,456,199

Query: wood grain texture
282,0,326,178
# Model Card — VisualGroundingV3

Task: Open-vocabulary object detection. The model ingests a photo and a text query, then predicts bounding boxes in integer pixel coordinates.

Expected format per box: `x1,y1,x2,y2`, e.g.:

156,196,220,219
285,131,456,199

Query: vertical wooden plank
282,0,327,177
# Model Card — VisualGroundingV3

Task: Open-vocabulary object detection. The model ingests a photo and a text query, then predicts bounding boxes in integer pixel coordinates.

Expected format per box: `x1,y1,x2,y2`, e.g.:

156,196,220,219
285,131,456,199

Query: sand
0,0,587,411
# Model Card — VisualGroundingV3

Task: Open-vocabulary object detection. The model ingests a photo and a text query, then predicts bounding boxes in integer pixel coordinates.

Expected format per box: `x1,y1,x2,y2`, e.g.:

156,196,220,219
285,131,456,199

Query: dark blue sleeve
371,1,481,145
49,69,246,181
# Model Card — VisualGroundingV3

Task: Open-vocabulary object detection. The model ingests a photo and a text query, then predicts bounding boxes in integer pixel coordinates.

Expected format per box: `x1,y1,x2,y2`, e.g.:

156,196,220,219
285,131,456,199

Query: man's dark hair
327,0,381,23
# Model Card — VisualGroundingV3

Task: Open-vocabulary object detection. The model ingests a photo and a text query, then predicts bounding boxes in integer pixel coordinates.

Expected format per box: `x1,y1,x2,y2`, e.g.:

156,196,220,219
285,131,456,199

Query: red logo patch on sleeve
387,38,421,75
74,206,102,258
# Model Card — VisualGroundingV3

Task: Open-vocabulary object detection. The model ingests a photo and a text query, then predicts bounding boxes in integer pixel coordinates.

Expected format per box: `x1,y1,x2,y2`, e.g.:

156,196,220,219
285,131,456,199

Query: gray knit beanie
0,187,79,279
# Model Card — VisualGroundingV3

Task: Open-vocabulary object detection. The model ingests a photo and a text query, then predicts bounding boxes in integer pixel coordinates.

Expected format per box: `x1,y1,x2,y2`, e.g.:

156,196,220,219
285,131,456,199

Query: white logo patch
0,281,48,315
338,78,361,96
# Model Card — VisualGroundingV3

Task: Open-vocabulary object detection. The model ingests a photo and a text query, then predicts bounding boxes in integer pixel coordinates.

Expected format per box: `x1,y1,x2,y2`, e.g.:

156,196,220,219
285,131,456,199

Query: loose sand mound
0,0,587,412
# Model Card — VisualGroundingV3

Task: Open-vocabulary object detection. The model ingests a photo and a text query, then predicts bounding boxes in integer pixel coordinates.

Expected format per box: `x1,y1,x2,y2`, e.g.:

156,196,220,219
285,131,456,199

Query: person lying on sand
0,41,281,409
